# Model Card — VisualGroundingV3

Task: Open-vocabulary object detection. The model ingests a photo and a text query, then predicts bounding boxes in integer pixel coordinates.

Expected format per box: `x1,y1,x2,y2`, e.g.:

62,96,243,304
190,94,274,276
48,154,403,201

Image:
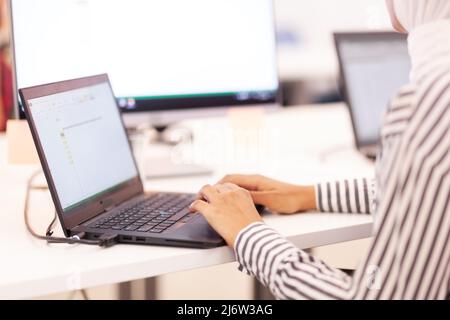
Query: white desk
0,104,374,299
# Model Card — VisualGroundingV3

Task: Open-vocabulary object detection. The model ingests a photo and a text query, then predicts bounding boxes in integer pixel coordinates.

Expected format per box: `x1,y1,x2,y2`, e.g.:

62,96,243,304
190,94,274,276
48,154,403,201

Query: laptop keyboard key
159,222,173,228
137,225,153,232
90,193,195,231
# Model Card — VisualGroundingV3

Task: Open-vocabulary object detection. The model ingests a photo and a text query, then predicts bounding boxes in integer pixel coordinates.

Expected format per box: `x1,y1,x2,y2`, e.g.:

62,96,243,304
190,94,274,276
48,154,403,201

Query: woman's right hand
218,174,317,214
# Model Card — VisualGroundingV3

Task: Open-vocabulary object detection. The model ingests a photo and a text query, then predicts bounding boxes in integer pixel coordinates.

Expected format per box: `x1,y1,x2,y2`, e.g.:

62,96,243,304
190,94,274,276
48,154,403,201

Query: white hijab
392,0,450,31
391,0,450,81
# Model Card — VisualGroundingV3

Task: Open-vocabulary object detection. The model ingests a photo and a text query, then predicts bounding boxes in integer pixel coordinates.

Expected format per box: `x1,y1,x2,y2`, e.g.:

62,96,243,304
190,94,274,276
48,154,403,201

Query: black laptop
334,32,411,159
19,74,224,248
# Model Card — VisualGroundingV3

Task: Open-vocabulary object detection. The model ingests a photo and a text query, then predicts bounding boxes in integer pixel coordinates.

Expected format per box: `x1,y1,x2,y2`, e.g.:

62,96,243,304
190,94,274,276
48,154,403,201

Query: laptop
334,32,411,159
19,74,224,249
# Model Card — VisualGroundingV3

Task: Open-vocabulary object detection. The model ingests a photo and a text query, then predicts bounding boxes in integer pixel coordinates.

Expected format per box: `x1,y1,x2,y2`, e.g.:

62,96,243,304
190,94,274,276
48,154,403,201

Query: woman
190,0,450,300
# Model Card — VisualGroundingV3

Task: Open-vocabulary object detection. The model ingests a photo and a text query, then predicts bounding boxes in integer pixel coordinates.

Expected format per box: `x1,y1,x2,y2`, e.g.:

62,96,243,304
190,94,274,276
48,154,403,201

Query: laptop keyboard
90,193,196,234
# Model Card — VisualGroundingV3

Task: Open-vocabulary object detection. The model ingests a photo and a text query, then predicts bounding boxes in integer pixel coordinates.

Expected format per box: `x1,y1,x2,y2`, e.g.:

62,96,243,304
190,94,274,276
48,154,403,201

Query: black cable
45,211,58,237
24,170,118,247
24,171,116,301
80,289,90,300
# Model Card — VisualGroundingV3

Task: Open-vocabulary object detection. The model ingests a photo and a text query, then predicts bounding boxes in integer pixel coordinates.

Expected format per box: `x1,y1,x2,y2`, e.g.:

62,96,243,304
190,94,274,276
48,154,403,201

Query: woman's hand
190,183,263,247
219,174,317,214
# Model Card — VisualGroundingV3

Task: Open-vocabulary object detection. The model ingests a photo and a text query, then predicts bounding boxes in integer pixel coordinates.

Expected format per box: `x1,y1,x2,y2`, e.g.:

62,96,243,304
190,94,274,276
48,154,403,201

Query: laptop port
122,236,132,241
136,237,146,242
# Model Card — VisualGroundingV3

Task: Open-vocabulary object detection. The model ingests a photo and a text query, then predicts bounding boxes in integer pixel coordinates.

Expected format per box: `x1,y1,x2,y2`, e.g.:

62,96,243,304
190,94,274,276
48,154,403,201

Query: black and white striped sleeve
234,72,450,300
315,178,376,214
235,222,354,299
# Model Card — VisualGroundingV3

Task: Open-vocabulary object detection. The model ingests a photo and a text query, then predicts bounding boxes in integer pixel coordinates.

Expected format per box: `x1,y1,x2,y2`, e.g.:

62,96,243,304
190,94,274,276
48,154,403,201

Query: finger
214,184,233,193
214,183,240,193
189,199,210,214
250,191,275,207
198,184,219,202
219,175,262,191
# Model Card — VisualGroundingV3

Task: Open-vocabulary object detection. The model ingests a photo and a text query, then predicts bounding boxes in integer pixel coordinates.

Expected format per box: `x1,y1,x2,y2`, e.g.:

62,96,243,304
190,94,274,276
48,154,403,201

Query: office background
0,0,389,299
0,0,390,131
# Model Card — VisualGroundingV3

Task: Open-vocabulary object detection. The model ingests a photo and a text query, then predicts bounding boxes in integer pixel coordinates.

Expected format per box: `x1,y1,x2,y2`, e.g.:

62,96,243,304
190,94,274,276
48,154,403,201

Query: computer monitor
10,0,279,127
334,32,411,156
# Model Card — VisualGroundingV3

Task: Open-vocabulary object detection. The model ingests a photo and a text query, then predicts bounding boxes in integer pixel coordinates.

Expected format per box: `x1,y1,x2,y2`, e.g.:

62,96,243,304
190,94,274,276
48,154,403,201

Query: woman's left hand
190,183,263,248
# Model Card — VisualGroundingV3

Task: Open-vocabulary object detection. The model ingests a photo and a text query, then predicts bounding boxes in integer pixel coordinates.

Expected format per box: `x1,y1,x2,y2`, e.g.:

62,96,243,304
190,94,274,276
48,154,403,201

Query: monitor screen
11,0,279,117
26,80,138,212
336,33,411,146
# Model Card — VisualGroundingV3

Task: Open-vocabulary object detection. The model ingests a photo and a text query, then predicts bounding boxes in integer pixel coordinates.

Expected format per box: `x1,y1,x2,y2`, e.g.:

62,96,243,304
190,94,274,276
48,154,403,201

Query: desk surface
0,104,374,299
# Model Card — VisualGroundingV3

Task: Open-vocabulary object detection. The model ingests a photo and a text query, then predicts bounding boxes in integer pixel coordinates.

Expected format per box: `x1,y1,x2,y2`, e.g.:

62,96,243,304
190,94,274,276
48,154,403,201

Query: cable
80,289,90,300
45,211,58,237
25,171,111,301
24,170,118,248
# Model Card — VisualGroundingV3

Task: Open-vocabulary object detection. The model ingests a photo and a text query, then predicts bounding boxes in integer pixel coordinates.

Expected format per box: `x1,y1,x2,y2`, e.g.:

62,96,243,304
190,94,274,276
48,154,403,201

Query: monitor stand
129,125,213,180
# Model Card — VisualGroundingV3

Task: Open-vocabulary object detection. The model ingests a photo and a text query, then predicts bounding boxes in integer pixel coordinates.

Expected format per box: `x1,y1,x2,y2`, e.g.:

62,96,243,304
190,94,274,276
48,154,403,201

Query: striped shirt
235,21,450,300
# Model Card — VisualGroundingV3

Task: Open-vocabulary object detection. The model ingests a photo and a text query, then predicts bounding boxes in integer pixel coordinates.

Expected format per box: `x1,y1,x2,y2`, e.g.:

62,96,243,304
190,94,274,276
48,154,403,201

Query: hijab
391,0,450,81
391,0,450,31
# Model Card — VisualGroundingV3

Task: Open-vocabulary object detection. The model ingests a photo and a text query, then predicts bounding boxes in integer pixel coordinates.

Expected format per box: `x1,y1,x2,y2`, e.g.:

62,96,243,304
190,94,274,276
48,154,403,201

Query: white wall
275,0,392,83
275,0,391,48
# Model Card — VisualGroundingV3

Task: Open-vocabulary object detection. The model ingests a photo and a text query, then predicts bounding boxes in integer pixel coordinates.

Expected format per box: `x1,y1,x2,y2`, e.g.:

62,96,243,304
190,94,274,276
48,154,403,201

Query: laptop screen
27,81,139,212
336,33,411,147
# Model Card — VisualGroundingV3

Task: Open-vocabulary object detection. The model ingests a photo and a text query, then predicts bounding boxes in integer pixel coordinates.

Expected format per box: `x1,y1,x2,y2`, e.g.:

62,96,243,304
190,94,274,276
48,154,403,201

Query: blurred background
0,0,390,299
0,0,390,132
